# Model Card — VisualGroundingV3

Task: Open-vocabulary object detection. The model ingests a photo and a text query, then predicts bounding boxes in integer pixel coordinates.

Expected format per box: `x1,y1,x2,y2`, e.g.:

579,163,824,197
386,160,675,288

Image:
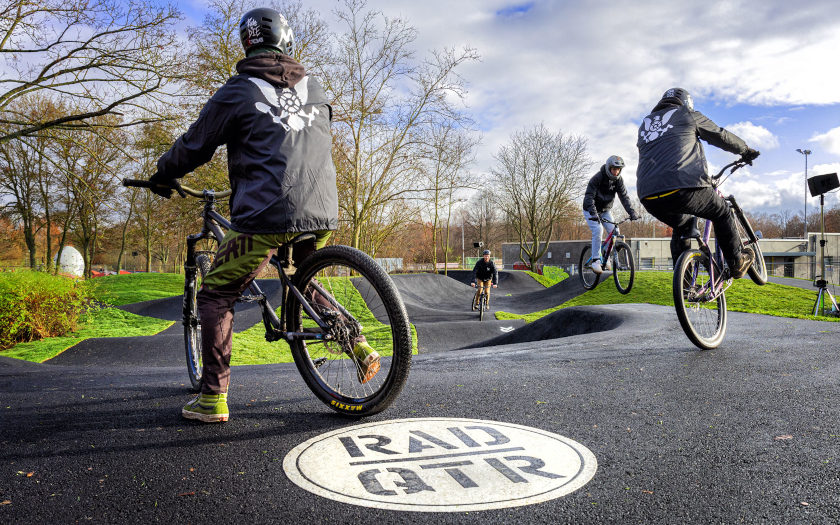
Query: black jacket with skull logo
155,54,338,234
635,102,748,199
582,165,634,216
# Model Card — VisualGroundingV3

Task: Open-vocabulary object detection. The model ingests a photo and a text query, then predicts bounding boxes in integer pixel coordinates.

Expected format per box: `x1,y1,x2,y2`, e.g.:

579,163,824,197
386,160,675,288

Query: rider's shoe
591,260,603,274
729,249,754,279
350,340,381,383
472,300,478,311
182,392,229,423
604,258,612,271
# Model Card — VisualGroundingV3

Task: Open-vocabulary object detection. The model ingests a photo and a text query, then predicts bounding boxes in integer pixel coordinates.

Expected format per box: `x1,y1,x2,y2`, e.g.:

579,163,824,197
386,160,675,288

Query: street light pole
797,148,811,239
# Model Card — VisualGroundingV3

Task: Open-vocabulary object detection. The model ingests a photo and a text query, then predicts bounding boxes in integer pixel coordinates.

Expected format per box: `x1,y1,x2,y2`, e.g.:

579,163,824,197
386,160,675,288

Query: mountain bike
579,218,635,294
672,157,768,350
471,280,491,321
123,178,412,416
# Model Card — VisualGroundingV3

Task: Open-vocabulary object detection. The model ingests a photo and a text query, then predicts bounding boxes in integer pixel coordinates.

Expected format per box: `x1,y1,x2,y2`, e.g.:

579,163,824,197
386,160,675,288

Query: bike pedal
239,294,265,303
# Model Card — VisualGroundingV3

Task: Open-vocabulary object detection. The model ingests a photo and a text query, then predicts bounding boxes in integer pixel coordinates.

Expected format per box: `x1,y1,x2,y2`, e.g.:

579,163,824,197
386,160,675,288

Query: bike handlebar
122,178,232,199
587,217,631,226
712,152,761,181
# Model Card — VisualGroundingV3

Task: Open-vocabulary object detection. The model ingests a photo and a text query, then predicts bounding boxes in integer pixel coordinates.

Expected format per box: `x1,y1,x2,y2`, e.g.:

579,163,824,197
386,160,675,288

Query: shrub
542,266,569,283
0,270,95,351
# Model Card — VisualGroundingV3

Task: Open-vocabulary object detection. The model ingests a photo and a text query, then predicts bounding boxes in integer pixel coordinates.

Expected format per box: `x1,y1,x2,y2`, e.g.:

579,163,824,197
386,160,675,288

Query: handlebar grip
122,178,157,188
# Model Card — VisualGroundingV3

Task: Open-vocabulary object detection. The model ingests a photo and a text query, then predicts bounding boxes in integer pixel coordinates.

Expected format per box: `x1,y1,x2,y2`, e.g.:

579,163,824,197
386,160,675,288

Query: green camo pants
198,229,331,394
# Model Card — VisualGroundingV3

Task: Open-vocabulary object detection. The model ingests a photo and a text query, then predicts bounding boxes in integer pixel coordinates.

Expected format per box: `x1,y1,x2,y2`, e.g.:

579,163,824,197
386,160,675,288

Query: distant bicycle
672,157,768,350
472,280,491,321
122,178,413,416
579,218,635,294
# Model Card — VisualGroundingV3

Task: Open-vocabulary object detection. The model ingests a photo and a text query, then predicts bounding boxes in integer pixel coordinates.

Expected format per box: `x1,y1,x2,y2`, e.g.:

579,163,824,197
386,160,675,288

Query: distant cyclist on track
582,155,639,274
471,249,498,310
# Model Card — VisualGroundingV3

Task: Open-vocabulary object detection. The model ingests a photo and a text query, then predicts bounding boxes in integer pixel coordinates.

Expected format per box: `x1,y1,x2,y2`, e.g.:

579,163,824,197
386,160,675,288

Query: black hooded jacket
635,102,748,199
472,258,498,284
155,53,338,234
582,165,634,216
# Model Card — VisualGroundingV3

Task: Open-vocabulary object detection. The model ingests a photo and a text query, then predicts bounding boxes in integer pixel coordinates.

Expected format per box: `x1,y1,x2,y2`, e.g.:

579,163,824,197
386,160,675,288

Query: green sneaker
182,392,229,423
349,341,380,384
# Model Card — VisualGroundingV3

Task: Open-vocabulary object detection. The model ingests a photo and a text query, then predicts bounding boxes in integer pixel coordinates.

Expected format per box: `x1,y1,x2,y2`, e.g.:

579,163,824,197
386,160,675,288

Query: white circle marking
283,417,597,512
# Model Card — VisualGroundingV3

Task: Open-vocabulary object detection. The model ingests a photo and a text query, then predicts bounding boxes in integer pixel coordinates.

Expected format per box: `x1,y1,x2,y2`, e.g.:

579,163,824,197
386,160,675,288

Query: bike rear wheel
287,245,412,417
184,252,213,392
673,250,727,349
732,205,768,285
578,246,601,290
612,241,635,294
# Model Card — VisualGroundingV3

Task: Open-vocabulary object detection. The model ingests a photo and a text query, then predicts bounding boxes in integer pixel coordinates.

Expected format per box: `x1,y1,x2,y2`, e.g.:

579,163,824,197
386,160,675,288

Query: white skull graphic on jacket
639,108,678,143
248,76,320,131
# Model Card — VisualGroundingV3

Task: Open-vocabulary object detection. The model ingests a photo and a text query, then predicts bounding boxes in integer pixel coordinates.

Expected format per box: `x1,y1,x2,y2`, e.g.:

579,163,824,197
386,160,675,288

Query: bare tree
187,0,334,95
0,0,183,144
493,123,591,269
0,130,42,267
328,0,479,252
419,121,478,272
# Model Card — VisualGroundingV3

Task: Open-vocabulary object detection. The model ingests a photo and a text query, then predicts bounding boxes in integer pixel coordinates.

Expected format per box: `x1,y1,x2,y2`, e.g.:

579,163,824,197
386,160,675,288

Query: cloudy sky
180,0,840,217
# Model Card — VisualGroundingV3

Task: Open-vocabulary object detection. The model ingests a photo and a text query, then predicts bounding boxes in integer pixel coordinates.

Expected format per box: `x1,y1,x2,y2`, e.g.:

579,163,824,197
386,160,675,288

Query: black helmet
660,87,693,111
605,155,625,180
482,250,491,256
239,7,294,55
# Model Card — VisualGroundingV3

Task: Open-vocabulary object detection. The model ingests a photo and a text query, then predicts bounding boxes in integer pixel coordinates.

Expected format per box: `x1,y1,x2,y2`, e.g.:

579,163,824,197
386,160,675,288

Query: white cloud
810,127,840,156
215,0,840,215
726,122,779,150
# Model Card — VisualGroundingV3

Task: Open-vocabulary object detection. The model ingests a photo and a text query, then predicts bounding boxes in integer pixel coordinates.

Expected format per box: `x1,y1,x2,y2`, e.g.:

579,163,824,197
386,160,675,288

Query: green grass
496,271,840,324
2,308,172,362
92,272,184,305
525,266,569,287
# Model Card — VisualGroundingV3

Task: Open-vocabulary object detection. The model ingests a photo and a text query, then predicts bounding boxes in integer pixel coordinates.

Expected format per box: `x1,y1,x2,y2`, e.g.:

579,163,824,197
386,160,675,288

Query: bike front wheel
612,241,635,294
479,293,486,321
673,250,727,349
578,246,601,290
732,206,768,285
287,245,412,417
184,252,213,392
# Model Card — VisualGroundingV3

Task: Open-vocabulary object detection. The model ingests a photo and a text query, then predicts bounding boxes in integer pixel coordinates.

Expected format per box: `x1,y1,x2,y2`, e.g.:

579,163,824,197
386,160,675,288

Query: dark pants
642,187,742,265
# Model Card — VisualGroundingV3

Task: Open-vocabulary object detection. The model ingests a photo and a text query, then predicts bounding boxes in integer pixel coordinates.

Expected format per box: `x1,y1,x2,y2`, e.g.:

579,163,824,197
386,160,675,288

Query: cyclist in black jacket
471,250,498,310
636,87,759,278
147,7,379,423
582,155,639,274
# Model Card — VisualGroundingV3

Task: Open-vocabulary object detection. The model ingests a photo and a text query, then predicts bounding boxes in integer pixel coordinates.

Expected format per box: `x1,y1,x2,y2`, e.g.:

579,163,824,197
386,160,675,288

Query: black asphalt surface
2,271,840,523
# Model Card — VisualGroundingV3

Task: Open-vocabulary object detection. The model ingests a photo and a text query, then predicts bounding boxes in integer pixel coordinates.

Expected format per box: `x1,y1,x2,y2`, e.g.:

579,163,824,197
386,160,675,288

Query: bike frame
183,190,350,345
684,160,753,301
587,218,626,265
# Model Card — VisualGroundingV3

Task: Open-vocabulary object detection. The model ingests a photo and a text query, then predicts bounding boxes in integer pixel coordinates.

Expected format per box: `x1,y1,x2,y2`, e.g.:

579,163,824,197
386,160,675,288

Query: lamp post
453,198,467,268
796,148,811,238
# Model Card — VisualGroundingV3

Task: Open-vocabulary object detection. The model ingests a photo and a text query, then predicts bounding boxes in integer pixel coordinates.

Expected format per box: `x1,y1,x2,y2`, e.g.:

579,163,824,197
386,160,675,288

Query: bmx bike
671,157,768,350
123,178,413,416
579,217,635,294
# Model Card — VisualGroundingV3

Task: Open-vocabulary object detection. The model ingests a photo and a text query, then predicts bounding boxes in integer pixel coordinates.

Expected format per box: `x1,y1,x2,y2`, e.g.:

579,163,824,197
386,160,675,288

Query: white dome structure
55,246,84,276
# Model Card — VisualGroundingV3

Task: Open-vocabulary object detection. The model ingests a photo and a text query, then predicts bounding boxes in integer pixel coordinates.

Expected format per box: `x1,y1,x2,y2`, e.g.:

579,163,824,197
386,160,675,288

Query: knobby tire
184,252,213,392
287,245,412,417
612,241,635,294
673,250,728,349
578,246,602,290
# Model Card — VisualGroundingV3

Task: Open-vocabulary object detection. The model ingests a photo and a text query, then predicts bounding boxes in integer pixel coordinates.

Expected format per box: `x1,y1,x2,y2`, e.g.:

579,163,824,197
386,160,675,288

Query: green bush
542,266,569,283
526,266,569,287
0,270,95,351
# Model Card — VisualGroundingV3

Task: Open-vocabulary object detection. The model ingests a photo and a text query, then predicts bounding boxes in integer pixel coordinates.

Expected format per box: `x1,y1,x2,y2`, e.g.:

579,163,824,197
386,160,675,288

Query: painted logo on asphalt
283,417,597,512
